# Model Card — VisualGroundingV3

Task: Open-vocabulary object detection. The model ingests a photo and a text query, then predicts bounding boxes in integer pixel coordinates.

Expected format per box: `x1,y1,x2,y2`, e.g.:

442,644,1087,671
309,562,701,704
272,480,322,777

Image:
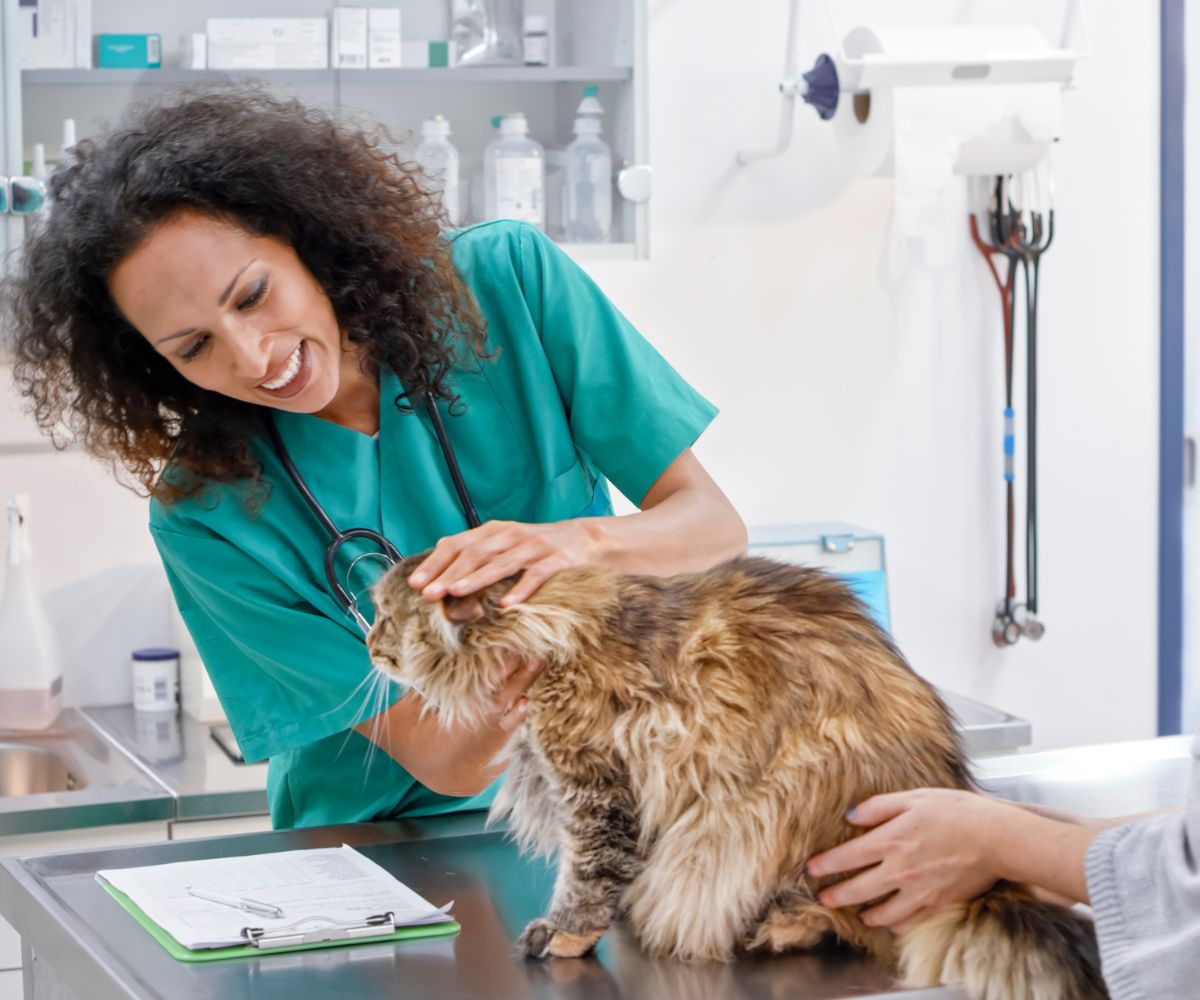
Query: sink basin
0,710,172,836
0,743,86,796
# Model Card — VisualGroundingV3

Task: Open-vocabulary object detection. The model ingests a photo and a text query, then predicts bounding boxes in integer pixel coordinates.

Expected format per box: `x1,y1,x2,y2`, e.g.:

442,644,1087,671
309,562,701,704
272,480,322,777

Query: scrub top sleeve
517,224,718,505
151,524,401,763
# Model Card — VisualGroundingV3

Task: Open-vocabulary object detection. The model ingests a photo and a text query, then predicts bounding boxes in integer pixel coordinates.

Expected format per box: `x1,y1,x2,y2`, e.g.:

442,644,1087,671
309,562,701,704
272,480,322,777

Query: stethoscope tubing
263,386,481,633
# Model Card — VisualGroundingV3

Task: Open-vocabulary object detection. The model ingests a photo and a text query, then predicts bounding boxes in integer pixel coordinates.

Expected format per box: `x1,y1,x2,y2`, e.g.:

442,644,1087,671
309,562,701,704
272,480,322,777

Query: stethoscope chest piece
992,601,1045,648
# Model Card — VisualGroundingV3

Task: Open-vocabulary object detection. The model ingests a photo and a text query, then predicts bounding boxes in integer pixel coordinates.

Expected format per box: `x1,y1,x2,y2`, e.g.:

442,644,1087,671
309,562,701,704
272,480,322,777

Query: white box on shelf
182,32,206,69
400,39,455,68
332,7,368,69
368,8,401,68
206,18,329,70
20,0,76,69
73,0,91,68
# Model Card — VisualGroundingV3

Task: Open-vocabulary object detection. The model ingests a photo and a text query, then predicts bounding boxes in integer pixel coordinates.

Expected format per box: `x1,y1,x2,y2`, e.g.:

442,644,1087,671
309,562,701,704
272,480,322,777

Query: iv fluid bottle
0,496,62,730
564,87,612,242
483,112,545,229
414,115,460,227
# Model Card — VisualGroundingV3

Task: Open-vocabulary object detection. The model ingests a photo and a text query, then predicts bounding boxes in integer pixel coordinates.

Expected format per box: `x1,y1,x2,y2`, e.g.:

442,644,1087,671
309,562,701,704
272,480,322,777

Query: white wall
0,0,1161,750
585,0,1161,750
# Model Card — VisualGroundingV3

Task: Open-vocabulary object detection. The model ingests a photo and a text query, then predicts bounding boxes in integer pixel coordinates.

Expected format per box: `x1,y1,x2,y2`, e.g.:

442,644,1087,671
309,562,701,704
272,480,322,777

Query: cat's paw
518,918,604,960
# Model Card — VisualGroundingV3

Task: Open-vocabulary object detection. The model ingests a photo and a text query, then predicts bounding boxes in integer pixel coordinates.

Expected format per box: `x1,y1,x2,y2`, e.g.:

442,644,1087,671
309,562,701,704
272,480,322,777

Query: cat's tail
896,881,1110,1000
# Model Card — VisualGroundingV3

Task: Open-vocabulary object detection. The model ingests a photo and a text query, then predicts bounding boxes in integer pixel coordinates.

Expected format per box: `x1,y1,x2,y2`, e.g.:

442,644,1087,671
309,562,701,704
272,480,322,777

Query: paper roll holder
736,0,1090,166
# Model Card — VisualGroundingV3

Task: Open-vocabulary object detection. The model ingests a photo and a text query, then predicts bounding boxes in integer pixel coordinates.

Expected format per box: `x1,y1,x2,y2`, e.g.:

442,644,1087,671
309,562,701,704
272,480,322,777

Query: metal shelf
22,66,633,86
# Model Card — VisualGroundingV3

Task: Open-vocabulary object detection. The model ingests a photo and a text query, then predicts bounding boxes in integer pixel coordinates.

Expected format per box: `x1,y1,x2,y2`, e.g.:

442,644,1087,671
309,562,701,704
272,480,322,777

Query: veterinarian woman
806,774,1198,998
6,88,746,829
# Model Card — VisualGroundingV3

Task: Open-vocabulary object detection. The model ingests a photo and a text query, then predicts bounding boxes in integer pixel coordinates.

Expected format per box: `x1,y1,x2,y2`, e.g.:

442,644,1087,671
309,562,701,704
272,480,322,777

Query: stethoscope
970,172,1054,647
263,388,481,635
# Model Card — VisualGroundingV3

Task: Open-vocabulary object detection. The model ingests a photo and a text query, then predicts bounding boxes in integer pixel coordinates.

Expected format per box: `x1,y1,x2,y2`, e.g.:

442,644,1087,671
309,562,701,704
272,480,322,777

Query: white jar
132,647,180,712
523,15,549,66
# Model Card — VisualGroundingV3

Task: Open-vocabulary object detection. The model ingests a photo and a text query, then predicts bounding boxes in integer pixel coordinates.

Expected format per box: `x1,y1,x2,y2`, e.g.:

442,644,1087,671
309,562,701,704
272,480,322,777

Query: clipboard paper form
96,844,459,960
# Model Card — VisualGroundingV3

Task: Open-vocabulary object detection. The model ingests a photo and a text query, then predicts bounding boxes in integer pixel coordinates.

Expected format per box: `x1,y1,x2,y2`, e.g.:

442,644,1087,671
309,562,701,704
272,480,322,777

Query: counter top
81,706,267,821
2,734,1193,1000
0,707,267,839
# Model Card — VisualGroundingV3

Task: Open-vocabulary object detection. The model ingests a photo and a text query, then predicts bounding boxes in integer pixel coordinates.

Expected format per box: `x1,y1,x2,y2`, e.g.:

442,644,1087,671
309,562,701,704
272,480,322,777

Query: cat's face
366,553,531,726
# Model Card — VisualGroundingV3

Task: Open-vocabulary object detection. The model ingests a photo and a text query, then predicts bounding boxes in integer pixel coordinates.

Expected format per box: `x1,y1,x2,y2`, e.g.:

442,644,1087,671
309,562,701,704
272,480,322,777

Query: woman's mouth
258,341,311,398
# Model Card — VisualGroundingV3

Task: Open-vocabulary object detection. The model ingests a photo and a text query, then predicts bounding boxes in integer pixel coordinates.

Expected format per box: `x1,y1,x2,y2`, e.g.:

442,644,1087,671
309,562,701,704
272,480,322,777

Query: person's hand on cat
805,788,1010,932
407,519,600,606
481,652,546,730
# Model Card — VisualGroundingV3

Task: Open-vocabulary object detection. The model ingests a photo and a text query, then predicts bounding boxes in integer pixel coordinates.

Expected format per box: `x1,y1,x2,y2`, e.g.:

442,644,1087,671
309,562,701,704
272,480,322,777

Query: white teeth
261,344,302,390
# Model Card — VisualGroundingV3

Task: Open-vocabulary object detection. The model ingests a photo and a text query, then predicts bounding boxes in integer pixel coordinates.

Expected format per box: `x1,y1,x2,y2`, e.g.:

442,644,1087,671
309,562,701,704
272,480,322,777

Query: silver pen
185,886,284,919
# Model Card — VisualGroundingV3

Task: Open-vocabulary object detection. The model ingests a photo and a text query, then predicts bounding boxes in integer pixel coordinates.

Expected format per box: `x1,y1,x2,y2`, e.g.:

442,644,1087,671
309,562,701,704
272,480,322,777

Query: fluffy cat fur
367,554,1109,1000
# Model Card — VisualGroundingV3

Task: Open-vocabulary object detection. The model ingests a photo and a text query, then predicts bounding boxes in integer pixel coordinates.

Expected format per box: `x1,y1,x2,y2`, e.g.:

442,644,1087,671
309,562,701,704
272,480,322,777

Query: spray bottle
0,496,62,730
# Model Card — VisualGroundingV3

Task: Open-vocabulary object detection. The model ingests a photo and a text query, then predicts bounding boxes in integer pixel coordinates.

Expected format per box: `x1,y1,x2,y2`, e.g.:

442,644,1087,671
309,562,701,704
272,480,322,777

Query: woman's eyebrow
156,258,257,344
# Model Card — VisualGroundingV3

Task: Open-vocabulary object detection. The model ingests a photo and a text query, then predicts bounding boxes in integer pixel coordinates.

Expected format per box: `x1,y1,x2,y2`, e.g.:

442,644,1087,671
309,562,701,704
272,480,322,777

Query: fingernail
846,806,857,821
409,573,427,587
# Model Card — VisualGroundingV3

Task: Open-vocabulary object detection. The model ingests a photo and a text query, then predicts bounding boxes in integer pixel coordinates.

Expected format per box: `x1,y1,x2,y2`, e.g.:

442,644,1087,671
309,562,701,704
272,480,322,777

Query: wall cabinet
16,0,650,258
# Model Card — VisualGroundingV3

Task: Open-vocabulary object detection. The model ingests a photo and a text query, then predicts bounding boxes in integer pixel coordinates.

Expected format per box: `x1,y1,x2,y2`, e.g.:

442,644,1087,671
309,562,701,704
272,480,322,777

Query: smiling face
108,208,361,417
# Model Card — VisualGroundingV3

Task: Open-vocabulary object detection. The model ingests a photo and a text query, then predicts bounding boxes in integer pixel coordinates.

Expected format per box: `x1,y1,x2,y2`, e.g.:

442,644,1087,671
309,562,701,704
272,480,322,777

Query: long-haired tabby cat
367,554,1108,1000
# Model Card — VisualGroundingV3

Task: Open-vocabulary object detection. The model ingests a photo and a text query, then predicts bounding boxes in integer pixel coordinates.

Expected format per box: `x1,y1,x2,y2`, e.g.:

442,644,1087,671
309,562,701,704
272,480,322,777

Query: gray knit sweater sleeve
1085,734,1200,1000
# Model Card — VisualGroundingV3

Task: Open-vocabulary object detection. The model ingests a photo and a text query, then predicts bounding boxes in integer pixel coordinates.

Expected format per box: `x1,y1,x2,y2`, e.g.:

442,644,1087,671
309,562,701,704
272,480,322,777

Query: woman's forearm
585,454,747,576
987,807,1102,904
354,692,511,797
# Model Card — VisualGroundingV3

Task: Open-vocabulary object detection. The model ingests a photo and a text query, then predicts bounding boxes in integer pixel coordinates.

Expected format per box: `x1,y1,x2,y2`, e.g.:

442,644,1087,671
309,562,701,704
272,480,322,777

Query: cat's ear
443,594,485,624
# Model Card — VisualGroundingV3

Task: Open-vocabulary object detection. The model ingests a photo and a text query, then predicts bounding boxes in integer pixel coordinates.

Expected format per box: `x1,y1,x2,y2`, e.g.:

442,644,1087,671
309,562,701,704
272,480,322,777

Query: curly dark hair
4,85,486,503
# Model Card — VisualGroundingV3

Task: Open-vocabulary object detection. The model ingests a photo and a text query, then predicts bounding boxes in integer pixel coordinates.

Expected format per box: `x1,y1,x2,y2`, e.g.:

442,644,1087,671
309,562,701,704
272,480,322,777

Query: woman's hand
357,653,545,797
805,789,1015,932
407,519,601,607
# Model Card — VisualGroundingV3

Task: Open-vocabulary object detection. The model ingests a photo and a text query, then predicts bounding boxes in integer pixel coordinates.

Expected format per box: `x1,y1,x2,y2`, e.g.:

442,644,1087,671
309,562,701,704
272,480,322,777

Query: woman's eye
180,335,209,362
238,277,269,310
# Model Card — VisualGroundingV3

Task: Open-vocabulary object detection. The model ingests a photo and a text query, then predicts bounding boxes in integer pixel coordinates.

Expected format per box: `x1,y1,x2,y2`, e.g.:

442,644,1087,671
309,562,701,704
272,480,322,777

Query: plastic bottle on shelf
576,85,604,122
468,116,502,225
0,496,62,731
483,111,545,230
564,87,612,243
544,146,568,240
414,115,460,227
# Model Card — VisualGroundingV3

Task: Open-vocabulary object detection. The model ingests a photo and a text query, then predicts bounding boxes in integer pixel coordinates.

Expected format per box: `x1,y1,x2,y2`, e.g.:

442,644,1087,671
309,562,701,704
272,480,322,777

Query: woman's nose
224,325,274,383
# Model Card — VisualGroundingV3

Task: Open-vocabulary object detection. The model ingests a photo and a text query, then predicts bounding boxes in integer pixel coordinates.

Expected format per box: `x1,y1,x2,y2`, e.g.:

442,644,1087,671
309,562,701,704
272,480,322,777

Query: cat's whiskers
360,666,394,786
334,659,398,764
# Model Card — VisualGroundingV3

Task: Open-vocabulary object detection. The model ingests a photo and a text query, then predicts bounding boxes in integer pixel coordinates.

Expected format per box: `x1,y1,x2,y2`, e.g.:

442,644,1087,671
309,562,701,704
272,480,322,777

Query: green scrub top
149,220,717,829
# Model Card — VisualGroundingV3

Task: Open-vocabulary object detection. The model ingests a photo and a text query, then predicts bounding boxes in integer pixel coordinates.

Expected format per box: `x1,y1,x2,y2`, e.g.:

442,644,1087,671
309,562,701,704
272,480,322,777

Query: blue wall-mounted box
97,34,161,69
747,523,891,631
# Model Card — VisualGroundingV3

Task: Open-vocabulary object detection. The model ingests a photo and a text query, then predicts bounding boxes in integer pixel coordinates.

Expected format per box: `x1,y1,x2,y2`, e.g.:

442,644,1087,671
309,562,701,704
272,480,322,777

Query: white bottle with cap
0,496,62,730
564,88,612,242
414,115,460,227
483,112,545,229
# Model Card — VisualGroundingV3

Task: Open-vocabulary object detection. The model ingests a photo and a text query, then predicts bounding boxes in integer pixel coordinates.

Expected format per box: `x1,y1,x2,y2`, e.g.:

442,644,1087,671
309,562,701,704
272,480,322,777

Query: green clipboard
101,882,460,962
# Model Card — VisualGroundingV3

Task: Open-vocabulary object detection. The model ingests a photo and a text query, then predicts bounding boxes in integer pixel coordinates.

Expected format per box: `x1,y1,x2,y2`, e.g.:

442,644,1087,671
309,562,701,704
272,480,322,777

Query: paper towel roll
831,24,1064,238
